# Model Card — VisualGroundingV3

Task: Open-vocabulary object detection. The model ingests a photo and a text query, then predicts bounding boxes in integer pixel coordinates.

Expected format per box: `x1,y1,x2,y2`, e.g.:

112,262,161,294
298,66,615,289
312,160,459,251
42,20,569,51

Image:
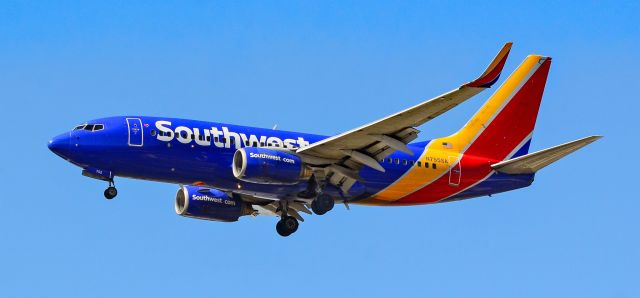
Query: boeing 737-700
48,43,601,236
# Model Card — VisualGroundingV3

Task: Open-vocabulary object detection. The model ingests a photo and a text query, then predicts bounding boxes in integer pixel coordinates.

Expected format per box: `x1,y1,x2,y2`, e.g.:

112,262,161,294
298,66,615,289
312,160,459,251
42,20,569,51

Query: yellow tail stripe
368,55,543,204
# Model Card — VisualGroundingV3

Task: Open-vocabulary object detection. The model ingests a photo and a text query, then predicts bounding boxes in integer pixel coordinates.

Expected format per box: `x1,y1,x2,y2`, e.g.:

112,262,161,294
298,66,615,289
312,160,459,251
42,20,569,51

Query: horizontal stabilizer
491,136,602,174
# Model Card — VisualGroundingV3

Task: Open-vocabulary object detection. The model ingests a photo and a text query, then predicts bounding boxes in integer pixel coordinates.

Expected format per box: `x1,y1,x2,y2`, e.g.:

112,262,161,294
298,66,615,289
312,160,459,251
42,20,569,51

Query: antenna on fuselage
272,124,278,130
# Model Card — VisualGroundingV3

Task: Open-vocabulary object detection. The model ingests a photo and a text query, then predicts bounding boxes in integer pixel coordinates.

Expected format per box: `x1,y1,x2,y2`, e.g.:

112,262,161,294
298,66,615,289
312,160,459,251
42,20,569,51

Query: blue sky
1,1,638,297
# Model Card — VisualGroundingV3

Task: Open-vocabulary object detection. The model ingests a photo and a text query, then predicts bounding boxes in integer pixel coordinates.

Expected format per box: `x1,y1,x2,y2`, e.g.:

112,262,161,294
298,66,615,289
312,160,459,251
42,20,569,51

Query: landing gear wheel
276,216,299,237
104,186,117,200
311,193,334,215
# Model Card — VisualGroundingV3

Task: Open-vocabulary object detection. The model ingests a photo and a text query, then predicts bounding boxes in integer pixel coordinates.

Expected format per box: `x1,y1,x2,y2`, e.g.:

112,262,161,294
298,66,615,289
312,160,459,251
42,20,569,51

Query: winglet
465,42,513,88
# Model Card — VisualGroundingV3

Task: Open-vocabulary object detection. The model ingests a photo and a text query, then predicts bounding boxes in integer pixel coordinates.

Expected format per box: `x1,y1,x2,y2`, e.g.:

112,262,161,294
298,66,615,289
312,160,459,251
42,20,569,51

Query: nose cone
48,133,71,158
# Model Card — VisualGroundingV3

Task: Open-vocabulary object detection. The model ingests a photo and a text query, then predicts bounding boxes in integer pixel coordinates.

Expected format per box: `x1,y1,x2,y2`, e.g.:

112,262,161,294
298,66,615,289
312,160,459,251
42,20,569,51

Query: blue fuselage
49,116,533,204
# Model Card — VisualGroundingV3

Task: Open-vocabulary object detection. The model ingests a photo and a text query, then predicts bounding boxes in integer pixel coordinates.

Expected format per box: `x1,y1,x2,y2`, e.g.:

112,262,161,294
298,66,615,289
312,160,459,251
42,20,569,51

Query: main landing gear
311,193,334,215
276,216,299,237
299,174,335,216
104,180,118,200
275,201,299,237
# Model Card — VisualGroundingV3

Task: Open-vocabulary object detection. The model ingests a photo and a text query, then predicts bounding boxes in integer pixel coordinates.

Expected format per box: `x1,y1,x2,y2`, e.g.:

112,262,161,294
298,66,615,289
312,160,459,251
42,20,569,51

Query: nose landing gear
104,180,118,200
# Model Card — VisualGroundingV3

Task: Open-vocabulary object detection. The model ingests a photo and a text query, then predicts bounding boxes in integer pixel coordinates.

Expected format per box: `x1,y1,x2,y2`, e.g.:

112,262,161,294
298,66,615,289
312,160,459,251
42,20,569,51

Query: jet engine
232,147,309,184
175,185,251,222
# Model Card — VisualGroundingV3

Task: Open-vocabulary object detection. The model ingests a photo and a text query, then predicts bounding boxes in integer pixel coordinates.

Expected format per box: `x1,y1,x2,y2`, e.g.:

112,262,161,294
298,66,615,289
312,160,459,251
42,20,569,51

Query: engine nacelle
175,185,249,222
232,147,306,184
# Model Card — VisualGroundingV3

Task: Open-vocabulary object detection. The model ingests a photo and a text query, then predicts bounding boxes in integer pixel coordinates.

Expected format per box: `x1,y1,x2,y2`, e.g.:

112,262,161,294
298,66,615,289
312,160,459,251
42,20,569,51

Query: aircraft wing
296,43,513,192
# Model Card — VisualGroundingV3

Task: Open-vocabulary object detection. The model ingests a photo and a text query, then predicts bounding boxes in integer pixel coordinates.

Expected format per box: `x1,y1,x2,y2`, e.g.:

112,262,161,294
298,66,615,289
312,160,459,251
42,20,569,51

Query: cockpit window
73,124,104,132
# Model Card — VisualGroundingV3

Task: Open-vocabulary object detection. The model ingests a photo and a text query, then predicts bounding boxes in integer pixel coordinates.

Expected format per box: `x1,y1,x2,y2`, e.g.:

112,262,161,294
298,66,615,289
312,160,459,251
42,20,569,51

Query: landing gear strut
104,180,117,200
301,174,335,215
311,193,334,215
275,200,299,237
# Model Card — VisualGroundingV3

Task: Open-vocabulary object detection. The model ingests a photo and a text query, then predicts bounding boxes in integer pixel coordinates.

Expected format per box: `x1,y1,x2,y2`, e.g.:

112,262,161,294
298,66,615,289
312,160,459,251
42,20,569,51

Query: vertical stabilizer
445,55,551,160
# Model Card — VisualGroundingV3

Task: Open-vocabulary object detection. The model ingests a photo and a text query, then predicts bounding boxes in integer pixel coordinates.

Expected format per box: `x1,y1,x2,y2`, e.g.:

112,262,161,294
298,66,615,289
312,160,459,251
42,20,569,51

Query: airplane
48,42,601,237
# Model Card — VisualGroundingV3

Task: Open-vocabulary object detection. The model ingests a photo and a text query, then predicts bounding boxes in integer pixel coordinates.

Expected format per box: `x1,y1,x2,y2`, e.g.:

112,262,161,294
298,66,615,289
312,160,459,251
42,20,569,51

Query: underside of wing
296,43,513,193
237,192,312,222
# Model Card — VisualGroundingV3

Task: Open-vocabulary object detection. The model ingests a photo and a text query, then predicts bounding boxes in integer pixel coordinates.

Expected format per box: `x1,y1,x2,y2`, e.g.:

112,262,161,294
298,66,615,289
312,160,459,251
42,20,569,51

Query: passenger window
417,161,422,167
150,130,157,136
410,160,415,165
167,131,172,137
215,137,219,142
432,163,437,169
206,136,211,142
394,158,400,164
403,160,408,165
387,158,392,163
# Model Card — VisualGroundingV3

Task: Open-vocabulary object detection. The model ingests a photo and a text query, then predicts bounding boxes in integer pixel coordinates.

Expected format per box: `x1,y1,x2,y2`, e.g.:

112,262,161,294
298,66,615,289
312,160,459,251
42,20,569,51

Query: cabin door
126,118,144,147
448,156,461,186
